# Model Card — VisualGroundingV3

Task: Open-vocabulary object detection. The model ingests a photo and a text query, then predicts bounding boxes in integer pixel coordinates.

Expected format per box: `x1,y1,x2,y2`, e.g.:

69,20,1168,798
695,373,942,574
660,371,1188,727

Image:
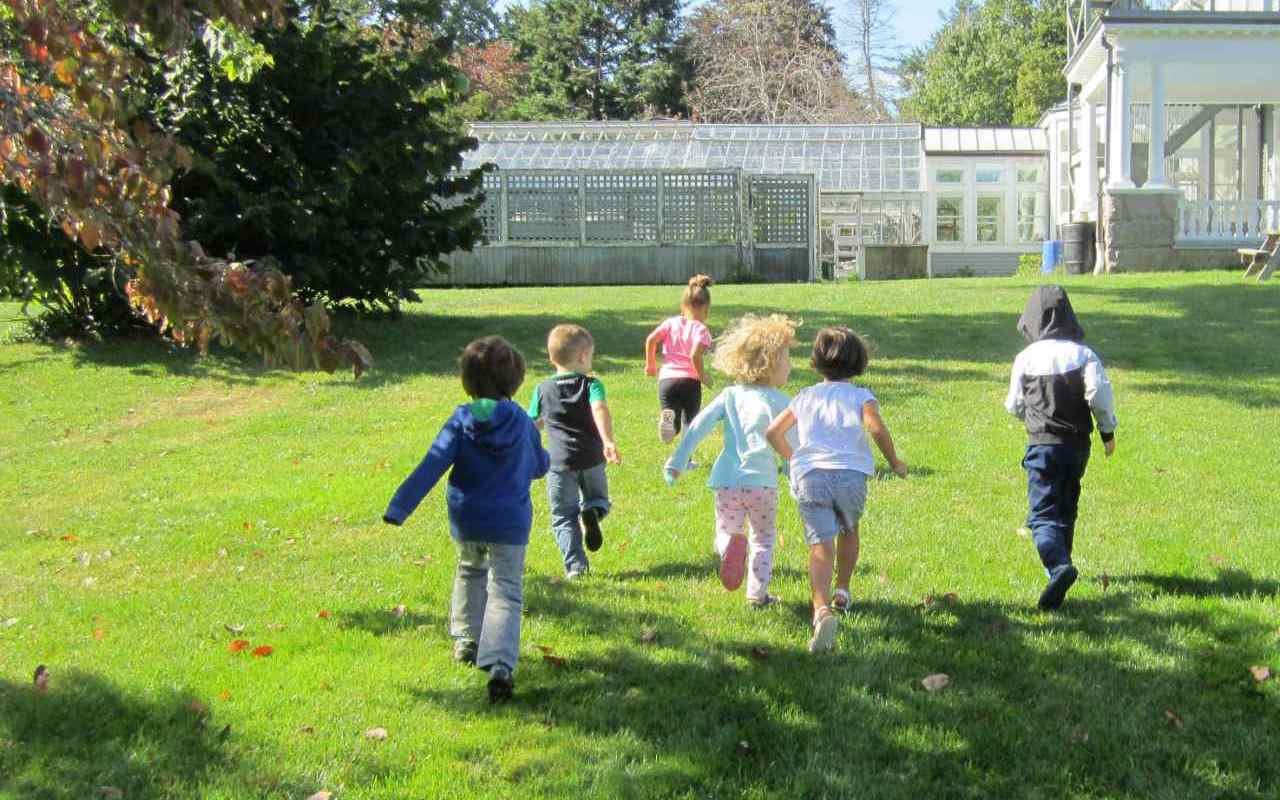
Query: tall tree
842,0,900,121
504,0,684,120
684,0,870,124
899,0,1066,127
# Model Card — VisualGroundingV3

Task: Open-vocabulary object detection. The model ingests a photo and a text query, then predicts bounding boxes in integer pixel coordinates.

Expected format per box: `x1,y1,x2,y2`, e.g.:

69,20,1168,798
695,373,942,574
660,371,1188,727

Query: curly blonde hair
712,314,799,385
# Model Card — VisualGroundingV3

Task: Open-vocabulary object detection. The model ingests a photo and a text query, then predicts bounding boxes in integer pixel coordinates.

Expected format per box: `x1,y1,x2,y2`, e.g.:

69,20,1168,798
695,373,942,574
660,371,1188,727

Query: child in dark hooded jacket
1005,286,1117,610
384,335,550,703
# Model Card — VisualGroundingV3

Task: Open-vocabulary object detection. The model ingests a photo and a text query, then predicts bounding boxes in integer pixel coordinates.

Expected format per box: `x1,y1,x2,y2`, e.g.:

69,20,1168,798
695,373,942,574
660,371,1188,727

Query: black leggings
658,378,702,434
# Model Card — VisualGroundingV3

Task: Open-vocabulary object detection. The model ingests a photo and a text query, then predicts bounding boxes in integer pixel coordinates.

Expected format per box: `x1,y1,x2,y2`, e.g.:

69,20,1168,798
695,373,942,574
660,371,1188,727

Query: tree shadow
0,670,314,799
407,571,1280,797
336,607,444,637
1114,568,1280,600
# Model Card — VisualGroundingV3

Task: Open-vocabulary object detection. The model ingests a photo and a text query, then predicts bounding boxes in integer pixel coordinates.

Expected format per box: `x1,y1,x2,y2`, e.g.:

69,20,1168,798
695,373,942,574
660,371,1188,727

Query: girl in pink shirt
644,274,713,443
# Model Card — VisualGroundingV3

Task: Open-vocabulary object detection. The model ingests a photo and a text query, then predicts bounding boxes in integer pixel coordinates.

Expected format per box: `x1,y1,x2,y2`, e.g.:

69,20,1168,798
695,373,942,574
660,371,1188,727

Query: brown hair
681,274,713,311
547,323,594,367
459,335,526,400
712,314,798,384
810,326,868,380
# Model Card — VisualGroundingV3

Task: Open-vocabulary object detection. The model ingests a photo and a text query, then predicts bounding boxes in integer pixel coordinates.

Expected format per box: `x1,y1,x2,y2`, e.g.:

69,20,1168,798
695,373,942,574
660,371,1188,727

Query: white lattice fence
750,175,812,245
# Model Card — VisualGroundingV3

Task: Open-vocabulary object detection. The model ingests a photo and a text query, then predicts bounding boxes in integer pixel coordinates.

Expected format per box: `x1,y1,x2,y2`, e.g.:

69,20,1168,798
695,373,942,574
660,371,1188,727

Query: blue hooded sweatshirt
383,398,550,545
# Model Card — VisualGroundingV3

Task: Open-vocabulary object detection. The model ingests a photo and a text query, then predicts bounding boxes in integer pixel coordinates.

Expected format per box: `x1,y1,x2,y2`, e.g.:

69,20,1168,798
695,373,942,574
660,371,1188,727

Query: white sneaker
808,610,838,654
658,409,677,443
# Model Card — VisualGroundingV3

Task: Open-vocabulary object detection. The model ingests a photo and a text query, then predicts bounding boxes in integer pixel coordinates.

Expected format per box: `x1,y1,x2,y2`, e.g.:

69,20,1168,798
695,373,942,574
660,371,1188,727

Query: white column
1244,106,1263,201
1146,63,1169,189
1077,98,1098,218
1108,60,1135,189
1271,105,1280,203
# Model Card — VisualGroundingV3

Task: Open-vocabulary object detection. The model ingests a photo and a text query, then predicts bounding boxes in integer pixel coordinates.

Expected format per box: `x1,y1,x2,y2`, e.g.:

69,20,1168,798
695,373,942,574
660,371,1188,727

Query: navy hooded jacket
383,399,550,545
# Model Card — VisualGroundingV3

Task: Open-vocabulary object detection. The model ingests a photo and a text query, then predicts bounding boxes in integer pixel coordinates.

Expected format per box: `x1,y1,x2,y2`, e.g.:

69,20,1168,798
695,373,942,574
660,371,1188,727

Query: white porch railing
1177,200,1280,242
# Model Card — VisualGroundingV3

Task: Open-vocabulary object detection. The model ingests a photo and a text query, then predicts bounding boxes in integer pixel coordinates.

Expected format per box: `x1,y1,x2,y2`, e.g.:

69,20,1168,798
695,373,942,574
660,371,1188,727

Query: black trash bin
1059,222,1096,275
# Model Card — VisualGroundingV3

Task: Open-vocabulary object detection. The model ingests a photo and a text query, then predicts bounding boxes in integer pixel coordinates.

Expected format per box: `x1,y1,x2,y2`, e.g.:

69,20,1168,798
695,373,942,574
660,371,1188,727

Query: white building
443,0,1280,284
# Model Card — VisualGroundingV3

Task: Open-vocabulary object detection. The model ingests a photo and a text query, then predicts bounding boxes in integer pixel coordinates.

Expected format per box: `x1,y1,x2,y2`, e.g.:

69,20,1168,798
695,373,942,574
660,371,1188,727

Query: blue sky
493,1,957,55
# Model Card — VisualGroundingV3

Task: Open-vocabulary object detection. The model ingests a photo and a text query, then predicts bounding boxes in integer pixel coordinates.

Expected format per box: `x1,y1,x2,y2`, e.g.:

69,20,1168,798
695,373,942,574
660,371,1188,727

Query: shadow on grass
0,670,315,799
44,279,1280,407
1115,568,1280,600
411,569,1280,797
337,607,444,636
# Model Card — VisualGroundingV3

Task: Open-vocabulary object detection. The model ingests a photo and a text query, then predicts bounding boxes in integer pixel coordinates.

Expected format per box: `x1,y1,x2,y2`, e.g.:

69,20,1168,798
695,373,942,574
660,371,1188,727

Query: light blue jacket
666,384,790,489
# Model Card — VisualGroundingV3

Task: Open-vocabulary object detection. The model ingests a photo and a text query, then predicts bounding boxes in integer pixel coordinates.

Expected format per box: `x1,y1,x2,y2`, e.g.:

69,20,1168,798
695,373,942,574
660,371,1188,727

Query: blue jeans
546,463,611,574
450,541,526,672
1023,442,1090,574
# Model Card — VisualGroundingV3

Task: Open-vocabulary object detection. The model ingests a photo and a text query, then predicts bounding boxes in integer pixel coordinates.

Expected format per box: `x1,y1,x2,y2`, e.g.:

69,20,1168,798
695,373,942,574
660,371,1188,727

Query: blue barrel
1041,240,1063,273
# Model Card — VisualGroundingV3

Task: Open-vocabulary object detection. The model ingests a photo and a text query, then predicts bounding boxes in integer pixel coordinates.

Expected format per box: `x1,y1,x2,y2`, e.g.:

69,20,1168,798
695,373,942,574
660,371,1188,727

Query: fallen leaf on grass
618,540,629,554
297,725,315,735
224,623,245,635
92,628,106,641
736,740,751,756
306,792,333,800
187,699,208,717
1070,725,1089,743
251,645,273,658
921,673,950,692
543,654,568,668
364,727,389,741
536,644,555,655
98,787,123,799
1164,708,1184,729
1100,574,1111,592
217,689,232,702
1249,665,1272,683
60,534,78,543
639,626,658,644
228,639,250,654
391,604,407,619
33,665,48,693
317,610,332,619
749,646,771,661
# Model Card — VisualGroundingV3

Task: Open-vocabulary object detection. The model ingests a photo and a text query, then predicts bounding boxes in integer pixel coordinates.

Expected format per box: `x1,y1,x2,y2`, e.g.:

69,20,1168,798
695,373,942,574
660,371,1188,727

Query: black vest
536,374,605,471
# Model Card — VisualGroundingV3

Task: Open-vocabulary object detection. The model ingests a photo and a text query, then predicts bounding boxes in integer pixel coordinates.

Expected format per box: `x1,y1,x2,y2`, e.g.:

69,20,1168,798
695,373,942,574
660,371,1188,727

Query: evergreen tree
504,0,684,120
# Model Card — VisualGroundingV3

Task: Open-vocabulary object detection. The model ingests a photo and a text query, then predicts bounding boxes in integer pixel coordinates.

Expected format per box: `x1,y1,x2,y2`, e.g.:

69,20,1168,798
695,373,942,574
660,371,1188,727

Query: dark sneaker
487,664,514,704
1038,564,1079,610
582,508,604,552
453,639,478,666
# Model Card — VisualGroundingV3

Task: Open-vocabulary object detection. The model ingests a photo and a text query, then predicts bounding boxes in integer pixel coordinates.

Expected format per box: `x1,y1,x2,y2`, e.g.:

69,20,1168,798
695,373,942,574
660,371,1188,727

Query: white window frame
935,193,964,243
975,165,1004,185
1017,190,1048,243
976,193,1003,244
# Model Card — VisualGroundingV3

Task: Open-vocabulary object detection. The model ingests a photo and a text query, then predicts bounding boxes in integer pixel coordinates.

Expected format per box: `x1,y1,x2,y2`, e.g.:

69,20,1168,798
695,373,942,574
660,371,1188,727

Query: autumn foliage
1,0,371,374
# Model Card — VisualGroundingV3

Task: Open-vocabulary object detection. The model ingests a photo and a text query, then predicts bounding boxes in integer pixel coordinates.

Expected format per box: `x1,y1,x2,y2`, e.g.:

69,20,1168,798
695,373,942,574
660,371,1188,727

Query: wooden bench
1237,231,1279,281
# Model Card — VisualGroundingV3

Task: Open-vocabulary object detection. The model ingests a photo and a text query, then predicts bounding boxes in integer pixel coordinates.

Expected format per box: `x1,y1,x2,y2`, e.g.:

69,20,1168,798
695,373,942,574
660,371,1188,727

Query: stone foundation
1100,188,1182,273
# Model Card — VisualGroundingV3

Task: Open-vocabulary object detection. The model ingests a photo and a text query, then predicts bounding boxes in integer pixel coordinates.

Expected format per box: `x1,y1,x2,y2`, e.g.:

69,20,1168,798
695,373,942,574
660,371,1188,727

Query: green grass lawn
2,271,1278,799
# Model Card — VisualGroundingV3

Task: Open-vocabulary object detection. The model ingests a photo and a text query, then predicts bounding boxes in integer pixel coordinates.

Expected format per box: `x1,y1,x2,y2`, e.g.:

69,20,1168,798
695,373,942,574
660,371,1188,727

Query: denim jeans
545,463,611,574
450,540,526,672
1023,442,1090,574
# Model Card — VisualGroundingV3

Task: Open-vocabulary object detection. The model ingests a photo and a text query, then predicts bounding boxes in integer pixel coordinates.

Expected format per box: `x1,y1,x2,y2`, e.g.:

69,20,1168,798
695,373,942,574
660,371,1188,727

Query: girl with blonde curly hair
665,314,798,607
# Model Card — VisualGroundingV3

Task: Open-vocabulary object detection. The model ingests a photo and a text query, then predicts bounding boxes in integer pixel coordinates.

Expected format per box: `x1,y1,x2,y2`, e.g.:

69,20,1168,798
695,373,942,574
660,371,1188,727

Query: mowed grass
1,271,1278,799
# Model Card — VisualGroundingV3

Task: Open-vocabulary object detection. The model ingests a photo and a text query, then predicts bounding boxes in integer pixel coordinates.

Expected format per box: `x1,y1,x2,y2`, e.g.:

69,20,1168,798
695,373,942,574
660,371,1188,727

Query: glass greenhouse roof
464,122,924,192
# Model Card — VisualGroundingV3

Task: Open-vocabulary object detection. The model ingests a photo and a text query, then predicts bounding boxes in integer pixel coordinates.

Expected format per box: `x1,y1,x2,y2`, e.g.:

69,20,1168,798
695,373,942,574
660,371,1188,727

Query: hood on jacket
458,398,528,455
1018,285,1085,344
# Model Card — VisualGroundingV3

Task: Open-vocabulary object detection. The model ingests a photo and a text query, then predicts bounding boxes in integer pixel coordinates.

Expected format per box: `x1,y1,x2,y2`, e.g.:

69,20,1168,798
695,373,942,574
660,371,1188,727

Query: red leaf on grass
217,689,232,702
251,645,273,658
60,534,78,543
543,654,568,668
228,639,250,654
317,609,332,619
92,628,106,640
1249,665,1272,683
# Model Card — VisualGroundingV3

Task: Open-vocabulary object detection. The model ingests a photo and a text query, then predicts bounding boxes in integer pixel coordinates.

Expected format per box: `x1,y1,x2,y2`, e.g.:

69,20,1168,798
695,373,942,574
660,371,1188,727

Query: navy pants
1023,442,1090,573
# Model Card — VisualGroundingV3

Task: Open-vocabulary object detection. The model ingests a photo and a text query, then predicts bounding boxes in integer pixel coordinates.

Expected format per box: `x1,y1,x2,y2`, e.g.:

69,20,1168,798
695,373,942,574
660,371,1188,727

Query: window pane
1017,165,1041,183
936,195,963,242
976,167,1003,184
936,168,963,184
1017,191,1046,243
976,196,1002,243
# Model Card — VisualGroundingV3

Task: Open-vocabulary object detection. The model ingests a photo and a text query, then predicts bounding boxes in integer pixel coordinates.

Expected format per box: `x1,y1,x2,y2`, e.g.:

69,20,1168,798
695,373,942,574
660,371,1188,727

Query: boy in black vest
1005,286,1118,610
528,324,621,578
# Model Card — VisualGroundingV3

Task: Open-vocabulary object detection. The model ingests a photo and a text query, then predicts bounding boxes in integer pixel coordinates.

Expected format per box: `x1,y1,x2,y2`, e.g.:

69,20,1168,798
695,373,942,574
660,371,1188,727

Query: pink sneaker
719,535,748,591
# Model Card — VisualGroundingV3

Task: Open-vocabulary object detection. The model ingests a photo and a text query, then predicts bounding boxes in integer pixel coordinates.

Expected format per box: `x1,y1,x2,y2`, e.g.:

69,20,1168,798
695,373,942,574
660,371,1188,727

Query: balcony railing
1177,199,1280,242
1070,1,1280,56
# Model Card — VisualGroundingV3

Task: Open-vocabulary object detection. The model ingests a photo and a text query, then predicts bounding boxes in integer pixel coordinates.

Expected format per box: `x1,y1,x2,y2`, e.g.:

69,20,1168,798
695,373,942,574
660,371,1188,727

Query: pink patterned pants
714,487,779,602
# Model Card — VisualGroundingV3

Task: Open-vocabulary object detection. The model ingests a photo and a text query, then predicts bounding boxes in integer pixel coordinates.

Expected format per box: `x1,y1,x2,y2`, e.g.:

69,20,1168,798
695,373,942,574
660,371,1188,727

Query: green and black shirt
528,372,606,471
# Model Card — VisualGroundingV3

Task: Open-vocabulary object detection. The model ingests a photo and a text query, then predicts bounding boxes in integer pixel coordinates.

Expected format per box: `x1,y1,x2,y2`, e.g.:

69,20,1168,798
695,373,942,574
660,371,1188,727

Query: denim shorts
792,468,868,545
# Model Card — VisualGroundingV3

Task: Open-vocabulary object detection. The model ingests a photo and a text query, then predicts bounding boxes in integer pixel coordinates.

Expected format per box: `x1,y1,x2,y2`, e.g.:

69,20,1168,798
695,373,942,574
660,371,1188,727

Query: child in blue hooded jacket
384,335,550,703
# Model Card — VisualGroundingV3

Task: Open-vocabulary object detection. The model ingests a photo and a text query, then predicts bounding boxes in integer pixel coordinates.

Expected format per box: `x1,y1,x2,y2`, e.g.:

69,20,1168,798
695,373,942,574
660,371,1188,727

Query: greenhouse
440,121,1051,284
